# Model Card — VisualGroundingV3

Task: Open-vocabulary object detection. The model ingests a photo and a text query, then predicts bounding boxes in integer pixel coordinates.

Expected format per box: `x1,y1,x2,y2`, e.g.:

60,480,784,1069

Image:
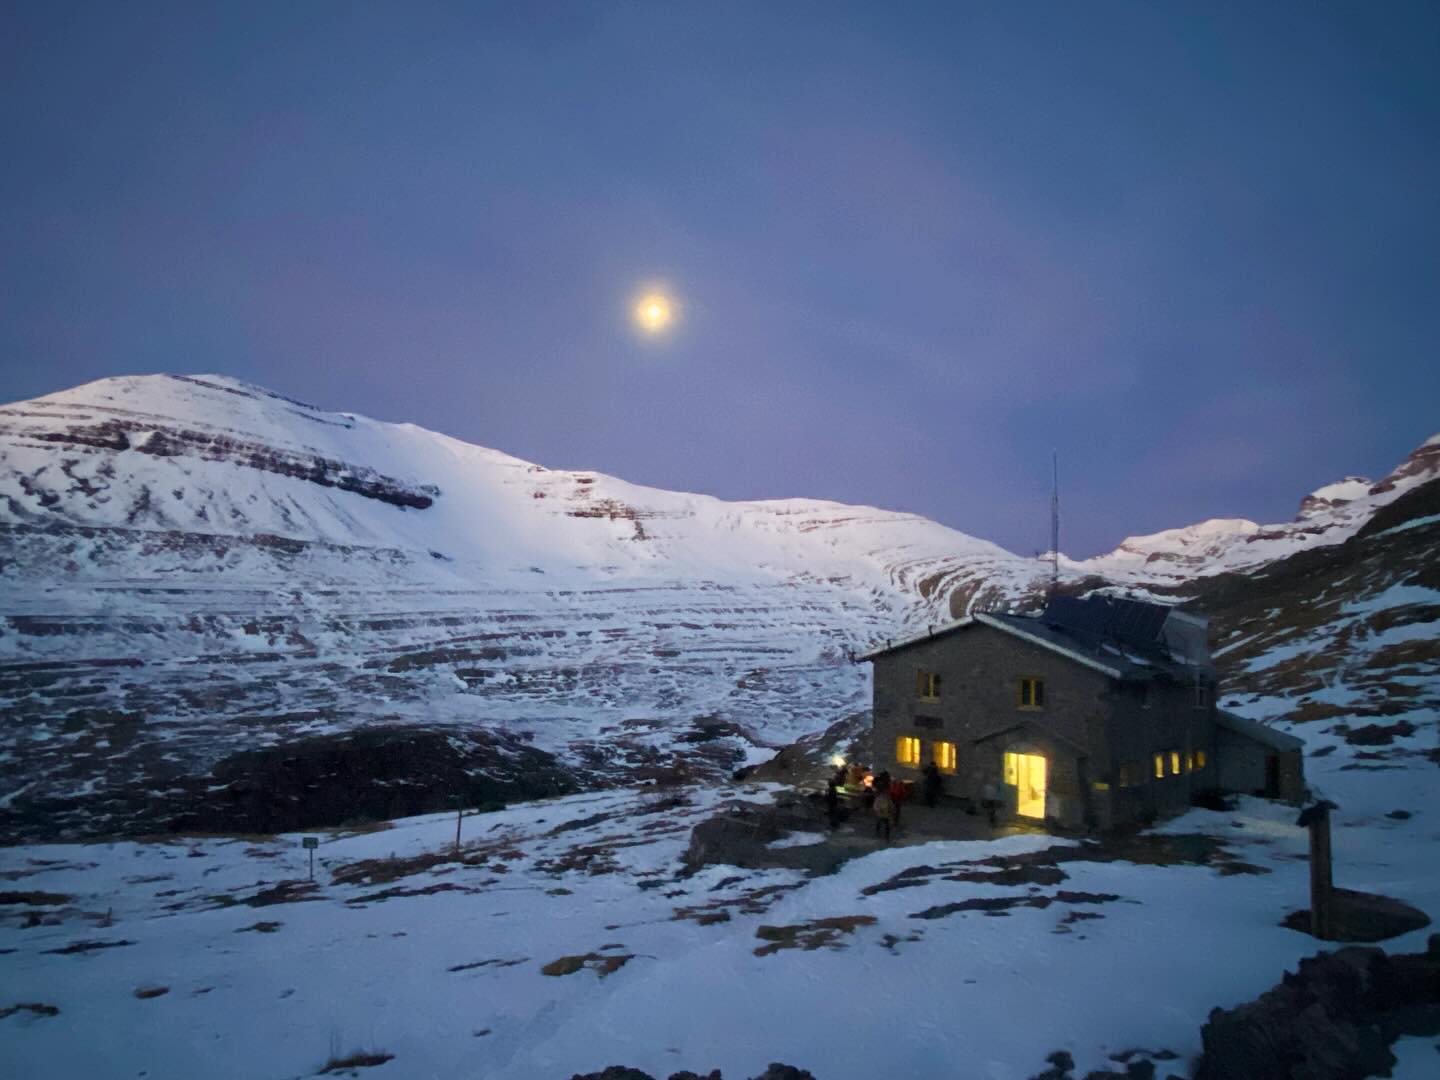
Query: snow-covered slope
0,375,1058,839
0,373,1434,841
1080,435,1440,580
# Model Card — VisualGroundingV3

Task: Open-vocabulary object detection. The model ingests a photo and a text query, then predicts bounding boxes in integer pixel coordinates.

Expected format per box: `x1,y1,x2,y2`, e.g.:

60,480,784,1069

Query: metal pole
455,805,463,855
1310,811,1333,940
308,846,314,882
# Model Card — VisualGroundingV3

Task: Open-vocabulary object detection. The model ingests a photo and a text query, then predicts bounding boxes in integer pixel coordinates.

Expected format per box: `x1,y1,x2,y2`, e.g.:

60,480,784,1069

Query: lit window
1169,751,1182,776
1018,677,1045,709
934,740,957,774
1153,753,1165,780
1194,749,1207,770
896,736,921,767
916,670,941,702
1003,751,1019,786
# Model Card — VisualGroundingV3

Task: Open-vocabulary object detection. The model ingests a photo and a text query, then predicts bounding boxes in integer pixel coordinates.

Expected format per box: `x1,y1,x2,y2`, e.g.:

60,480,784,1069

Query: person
824,777,842,830
889,777,907,829
922,762,943,808
872,785,893,842
982,780,999,826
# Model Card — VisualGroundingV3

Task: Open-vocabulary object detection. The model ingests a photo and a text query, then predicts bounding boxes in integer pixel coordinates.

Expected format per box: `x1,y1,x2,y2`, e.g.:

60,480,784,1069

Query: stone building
859,594,1305,831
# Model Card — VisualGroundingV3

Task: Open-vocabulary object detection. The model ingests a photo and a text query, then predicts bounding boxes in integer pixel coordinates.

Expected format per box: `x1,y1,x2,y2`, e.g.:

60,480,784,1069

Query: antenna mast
1050,450,1060,593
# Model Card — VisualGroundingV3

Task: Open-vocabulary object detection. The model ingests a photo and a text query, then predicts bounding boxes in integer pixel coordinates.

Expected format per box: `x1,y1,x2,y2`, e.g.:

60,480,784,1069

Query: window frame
896,735,922,768
933,739,958,774
916,670,941,703
1017,676,1045,710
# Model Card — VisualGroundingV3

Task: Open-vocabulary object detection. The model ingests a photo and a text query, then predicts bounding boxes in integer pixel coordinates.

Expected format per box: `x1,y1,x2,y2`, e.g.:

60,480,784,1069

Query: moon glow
633,292,674,334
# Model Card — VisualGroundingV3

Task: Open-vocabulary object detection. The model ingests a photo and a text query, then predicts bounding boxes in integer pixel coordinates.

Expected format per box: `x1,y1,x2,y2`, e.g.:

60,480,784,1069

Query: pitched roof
1216,710,1305,752
857,595,1204,682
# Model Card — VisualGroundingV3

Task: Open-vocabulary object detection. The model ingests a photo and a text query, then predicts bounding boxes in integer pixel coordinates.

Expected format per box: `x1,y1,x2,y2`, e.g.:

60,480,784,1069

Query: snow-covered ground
3,738,1436,1080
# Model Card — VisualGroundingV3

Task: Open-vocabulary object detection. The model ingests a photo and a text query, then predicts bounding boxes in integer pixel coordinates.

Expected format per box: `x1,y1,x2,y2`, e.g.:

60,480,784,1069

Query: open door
1004,752,1048,819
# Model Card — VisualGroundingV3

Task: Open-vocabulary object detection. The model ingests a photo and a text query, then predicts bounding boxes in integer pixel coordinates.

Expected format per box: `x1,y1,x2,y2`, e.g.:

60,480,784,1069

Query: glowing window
1194,749,1207,770
896,736,921,768
1153,753,1165,780
1018,677,1045,709
916,670,941,702
934,740,957,774
1169,751,1182,776
1004,751,1019,786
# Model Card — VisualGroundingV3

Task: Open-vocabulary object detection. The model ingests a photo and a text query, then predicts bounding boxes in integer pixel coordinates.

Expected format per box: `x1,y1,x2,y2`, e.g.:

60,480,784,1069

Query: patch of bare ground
330,839,523,888
911,890,1122,920
209,879,321,908
1343,720,1418,746
236,920,282,933
349,882,476,904
41,938,134,955
447,957,527,973
672,882,807,925
541,952,635,977
318,1050,394,1074
0,1002,60,1020
133,986,169,999
753,915,876,956
861,834,1265,898
0,890,71,905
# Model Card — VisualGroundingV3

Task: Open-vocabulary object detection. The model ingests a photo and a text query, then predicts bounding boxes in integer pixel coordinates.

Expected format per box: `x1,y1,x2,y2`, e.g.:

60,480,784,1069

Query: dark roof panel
1043,594,1171,649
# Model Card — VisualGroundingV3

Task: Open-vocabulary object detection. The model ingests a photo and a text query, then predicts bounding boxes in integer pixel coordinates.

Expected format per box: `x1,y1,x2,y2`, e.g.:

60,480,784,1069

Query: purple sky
3,2,1437,556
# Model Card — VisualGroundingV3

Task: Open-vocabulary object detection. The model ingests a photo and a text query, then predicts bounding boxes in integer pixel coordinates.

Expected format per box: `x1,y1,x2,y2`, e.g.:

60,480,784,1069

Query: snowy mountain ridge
0,373,1435,840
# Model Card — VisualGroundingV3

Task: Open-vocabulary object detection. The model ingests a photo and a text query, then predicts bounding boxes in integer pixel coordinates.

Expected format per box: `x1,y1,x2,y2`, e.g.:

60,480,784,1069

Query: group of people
824,763,931,842
821,758,1005,838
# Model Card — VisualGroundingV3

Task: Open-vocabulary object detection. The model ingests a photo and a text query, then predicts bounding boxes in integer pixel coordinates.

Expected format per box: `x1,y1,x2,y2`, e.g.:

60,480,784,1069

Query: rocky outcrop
569,1066,813,1080
1193,938,1440,1080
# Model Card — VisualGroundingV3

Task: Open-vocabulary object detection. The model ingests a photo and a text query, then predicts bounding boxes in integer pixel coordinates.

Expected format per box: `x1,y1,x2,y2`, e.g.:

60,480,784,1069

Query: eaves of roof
973,613,1126,679
855,617,974,661
856,612,1129,681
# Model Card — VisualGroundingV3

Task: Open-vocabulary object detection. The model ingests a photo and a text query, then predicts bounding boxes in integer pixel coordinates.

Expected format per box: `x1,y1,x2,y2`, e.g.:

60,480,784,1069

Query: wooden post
1297,801,1337,940
454,803,463,855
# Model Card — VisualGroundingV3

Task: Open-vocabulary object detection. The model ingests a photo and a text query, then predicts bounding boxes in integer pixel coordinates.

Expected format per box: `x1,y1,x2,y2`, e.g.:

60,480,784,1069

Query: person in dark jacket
922,762,943,808
824,777,842,830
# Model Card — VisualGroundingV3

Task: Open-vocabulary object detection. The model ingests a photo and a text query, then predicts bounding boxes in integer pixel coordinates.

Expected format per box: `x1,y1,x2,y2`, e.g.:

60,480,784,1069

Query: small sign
302,836,318,850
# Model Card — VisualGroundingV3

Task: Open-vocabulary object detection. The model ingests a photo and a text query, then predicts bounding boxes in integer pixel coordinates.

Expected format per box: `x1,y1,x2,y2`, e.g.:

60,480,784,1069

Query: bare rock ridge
0,373,1435,840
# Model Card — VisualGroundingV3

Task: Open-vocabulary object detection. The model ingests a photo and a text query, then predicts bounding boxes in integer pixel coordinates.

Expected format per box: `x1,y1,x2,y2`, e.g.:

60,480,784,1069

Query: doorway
1004,751,1048,819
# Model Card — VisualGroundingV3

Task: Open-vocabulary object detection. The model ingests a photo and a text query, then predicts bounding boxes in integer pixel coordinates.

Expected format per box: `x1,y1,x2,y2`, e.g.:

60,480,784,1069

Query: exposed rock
1280,887,1431,942
1193,943,1440,1080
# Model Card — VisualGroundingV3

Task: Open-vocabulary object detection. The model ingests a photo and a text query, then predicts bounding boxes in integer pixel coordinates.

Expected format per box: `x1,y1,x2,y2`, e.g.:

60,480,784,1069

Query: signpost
302,835,318,881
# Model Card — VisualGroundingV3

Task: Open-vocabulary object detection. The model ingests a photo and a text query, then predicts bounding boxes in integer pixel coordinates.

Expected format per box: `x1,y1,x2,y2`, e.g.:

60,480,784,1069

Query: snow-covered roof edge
856,612,1126,680
974,613,1125,679
1216,710,1305,752
855,617,974,661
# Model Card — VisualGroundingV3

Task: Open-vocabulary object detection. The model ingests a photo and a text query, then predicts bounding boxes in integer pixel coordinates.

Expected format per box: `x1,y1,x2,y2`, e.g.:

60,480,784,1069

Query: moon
633,291,674,335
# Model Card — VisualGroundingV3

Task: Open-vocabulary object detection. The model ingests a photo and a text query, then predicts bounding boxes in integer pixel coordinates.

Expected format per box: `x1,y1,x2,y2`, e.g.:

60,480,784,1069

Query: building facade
861,595,1304,831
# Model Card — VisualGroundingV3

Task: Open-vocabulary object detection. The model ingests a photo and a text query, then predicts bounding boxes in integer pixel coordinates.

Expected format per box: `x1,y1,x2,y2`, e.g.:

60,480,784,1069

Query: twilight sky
2,2,1437,557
